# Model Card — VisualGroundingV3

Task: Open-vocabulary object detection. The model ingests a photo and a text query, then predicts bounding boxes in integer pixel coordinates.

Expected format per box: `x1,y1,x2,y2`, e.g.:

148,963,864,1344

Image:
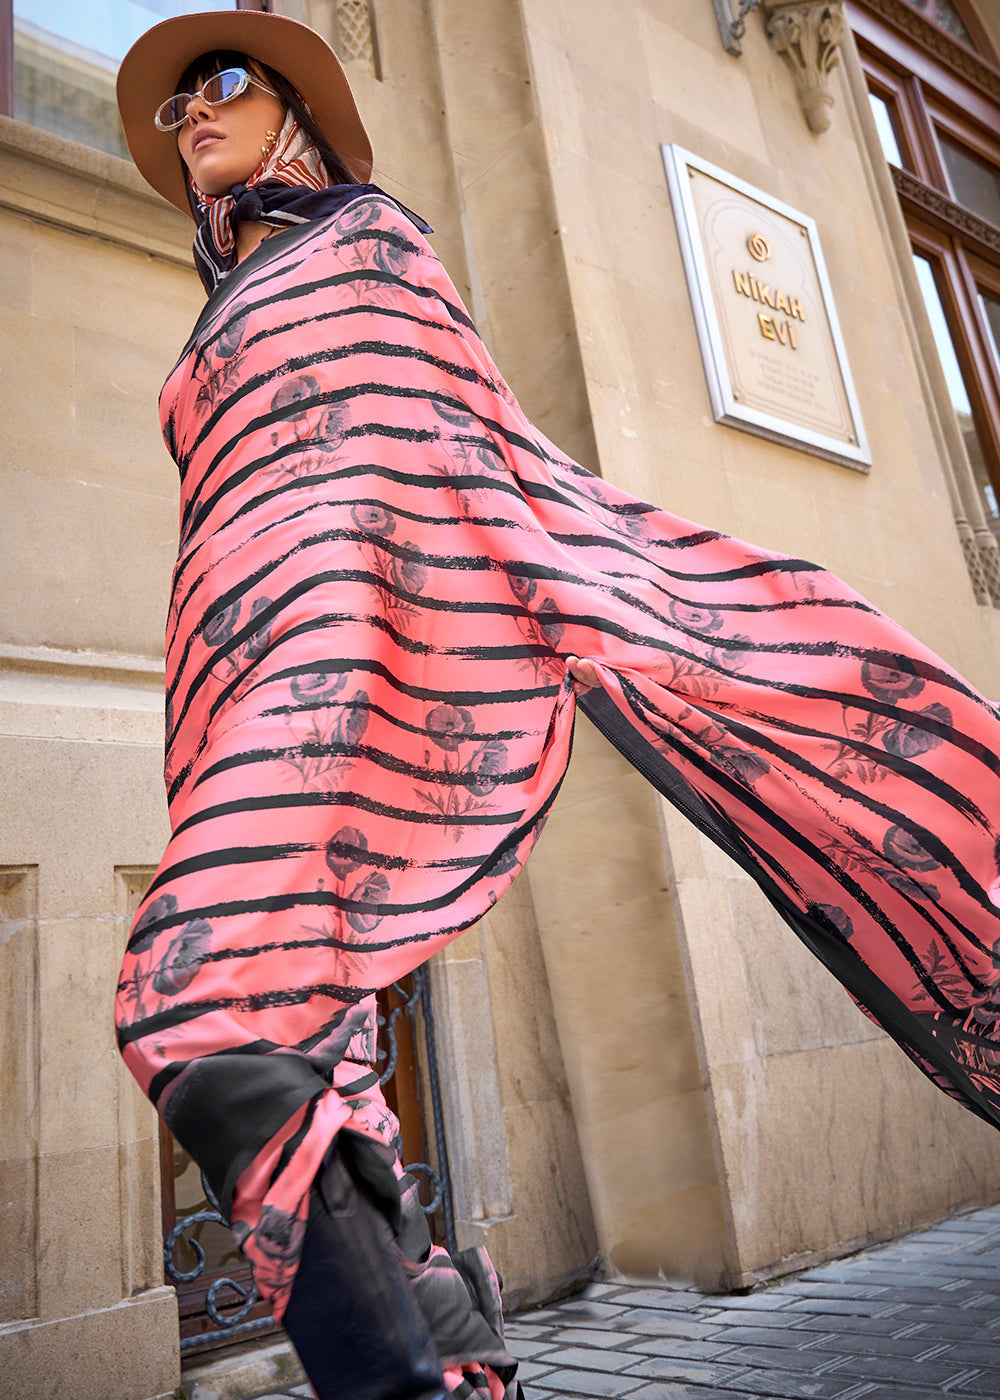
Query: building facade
2,2,1000,1396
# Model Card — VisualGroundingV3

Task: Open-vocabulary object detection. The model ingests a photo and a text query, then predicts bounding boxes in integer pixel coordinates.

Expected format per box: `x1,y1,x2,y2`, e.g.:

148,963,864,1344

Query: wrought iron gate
161,965,454,1354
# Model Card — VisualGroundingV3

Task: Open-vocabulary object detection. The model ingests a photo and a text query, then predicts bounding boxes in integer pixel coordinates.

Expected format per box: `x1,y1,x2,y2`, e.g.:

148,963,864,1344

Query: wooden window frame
847,0,1000,548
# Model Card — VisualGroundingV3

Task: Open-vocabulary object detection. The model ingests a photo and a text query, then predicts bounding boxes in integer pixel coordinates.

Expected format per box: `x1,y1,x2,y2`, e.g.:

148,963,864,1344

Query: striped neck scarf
190,112,331,293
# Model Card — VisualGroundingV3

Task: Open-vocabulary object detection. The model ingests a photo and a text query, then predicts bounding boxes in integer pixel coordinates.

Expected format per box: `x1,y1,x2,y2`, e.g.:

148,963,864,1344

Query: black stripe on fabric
120,982,378,1050
180,200,451,348
716,700,988,829
267,1094,320,1195
144,1037,280,1102
336,1070,380,1097
579,688,1000,1108
131,771,567,959
624,677,996,992
159,1050,331,1220
214,293,470,367
166,789,539,845
695,700,997,932
588,684,994,1011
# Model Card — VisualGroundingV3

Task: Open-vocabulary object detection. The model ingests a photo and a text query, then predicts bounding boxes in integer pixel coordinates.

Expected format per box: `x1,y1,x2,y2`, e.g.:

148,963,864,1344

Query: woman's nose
185,92,213,123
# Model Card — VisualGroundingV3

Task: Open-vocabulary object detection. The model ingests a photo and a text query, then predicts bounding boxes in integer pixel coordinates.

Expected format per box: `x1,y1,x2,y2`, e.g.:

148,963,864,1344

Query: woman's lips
192,130,223,153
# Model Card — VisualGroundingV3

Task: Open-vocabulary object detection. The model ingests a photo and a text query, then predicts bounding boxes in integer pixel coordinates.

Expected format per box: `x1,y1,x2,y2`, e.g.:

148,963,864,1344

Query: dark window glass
939,135,1000,228
13,1,237,158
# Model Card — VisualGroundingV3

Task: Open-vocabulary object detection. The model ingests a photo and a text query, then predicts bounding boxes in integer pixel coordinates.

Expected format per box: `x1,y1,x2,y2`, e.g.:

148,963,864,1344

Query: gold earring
261,129,278,157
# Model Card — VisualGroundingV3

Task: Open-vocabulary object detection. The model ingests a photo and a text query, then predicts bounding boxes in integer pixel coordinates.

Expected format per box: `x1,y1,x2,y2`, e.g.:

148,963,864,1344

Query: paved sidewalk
183,1201,1000,1400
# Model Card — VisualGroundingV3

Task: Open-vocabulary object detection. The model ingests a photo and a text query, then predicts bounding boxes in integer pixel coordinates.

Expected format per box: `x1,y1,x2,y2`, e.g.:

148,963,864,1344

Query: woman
116,9,1000,1399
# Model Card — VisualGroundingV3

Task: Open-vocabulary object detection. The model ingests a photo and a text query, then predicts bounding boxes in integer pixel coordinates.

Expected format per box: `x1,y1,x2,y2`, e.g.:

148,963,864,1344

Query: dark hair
175,48,361,201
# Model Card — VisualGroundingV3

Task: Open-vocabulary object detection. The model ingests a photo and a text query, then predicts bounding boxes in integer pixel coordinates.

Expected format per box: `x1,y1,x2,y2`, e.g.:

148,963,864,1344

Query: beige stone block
521,36,588,160
659,798,743,885
670,874,757,1067
484,245,594,457
36,1143,124,1318
554,153,672,287
117,1135,166,1299
436,0,531,79
0,305,75,472
0,735,169,919
0,214,31,312
489,1096,599,1309
578,73,665,193
0,469,175,657
711,1038,1000,1285
0,1158,37,1324
541,0,646,90
0,1286,178,1400
478,877,570,1107
726,877,881,1059
27,218,203,351
640,11,768,154
720,449,829,570
430,947,514,1222
73,326,178,489
37,919,121,1157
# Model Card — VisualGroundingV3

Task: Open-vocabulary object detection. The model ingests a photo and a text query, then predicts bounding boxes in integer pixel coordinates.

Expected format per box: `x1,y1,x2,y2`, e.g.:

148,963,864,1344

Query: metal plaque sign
662,144,870,470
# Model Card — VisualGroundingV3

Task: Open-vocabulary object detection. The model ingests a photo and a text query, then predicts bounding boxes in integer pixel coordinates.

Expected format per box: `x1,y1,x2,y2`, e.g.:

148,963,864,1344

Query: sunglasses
155,67,278,132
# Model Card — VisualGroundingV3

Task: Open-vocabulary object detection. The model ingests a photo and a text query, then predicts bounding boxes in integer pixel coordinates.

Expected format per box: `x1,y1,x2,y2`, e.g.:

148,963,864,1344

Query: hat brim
117,9,373,216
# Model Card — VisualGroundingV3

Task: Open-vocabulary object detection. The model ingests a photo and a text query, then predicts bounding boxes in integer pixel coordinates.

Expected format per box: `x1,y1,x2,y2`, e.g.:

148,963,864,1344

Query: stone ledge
0,1286,180,1400
0,116,195,267
181,1337,306,1400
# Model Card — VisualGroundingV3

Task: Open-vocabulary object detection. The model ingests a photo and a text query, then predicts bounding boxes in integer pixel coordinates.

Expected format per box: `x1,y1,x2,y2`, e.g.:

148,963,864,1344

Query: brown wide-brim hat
117,9,373,217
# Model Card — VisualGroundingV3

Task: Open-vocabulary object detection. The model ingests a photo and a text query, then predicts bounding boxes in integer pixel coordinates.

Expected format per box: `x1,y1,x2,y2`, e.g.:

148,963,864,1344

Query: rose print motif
707,635,753,674
883,703,952,759
389,546,429,598
668,599,725,634
712,746,770,787
352,503,396,537
194,305,250,406
808,903,855,943
247,1204,308,1302
152,918,213,995
335,196,382,232
372,238,409,276
282,688,370,792
271,374,321,420
290,670,348,704
337,203,413,305
426,704,475,751
429,400,507,516
823,833,940,903
432,400,476,432
130,892,179,954
204,600,241,647
242,597,274,662
415,707,509,839
861,654,925,702
466,738,509,796
264,376,352,483
883,824,940,872
509,574,537,605
346,871,392,933
325,826,369,880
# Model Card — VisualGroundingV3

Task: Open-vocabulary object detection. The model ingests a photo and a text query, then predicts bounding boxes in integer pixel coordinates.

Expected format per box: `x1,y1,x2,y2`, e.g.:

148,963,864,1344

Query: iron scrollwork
164,962,454,1350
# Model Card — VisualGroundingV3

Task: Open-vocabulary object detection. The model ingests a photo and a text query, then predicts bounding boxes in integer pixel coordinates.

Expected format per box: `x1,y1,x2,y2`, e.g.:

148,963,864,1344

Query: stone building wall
2,1,999,1396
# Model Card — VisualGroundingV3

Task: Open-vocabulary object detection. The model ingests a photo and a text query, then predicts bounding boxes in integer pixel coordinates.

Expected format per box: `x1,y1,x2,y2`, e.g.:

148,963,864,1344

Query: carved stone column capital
760,1,846,133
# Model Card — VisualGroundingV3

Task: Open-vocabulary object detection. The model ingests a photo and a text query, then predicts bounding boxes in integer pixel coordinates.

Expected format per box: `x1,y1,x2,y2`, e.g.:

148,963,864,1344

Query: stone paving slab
180,1201,1000,1400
